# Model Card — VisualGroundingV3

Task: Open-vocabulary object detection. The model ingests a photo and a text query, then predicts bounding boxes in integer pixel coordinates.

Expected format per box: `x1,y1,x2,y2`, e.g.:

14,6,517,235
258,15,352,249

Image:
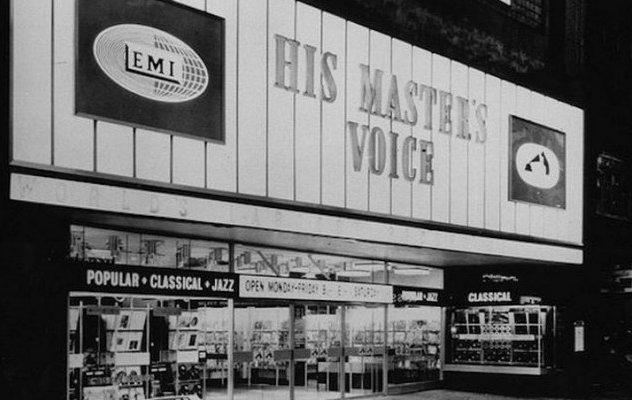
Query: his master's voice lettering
272,34,489,186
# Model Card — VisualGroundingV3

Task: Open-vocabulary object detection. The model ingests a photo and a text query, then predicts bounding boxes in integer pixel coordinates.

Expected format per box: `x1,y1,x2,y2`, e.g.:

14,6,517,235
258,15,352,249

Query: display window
387,306,442,385
445,305,555,372
233,245,386,284
71,226,229,272
67,295,230,400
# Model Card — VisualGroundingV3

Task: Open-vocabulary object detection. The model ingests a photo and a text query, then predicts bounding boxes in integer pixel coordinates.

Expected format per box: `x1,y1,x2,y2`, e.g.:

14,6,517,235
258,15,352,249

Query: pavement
380,390,632,400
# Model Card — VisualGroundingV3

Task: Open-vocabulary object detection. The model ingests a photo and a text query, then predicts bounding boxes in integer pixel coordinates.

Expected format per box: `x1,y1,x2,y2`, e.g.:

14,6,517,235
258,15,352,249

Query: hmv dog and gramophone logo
509,116,566,208
77,0,224,142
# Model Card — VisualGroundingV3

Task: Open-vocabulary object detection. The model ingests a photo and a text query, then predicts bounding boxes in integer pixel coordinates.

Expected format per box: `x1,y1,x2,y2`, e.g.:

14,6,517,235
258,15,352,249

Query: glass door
292,304,343,400
233,303,291,400
344,305,385,397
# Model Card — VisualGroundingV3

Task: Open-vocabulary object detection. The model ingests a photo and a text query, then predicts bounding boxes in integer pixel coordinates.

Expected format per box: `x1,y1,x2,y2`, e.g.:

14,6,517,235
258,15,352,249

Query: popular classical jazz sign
76,0,224,142
509,116,566,208
239,275,393,304
272,34,489,185
74,262,238,298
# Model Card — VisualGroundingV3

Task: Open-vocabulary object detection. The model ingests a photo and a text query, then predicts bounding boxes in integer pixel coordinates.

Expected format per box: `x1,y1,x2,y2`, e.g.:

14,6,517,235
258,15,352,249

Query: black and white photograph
2,1,632,400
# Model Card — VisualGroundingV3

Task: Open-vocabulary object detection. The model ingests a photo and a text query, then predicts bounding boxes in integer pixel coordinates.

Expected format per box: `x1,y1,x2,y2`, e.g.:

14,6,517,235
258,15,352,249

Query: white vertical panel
268,0,295,200
96,122,133,176
321,13,346,208
53,0,94,170
170,0,206,188
431,55,450,223
175,0,204,8
499,81,516,233
528,92,546,238
12,0,52,164
206,0,237,192
565,105,584,244
238,0,267,196
391,39,412,217
368,31,391,215
546,99,566,242
295,3,321,204
172,135,205,186
345,22,369,211
539,101,561,239
173,137,205,187
484,75,501,231
514,86,531,236
136,129,170,182
450,62,468,226
411,47,432,221
467,68,485,228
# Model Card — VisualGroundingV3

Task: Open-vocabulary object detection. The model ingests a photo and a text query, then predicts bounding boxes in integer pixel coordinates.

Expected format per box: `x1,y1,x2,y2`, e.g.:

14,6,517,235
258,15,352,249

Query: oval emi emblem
93,24,208,103
515,142,561,189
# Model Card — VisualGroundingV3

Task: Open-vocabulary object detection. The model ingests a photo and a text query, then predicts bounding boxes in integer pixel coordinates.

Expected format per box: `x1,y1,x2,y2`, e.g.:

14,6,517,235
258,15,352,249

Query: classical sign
272,34,490,186
76,0,224,142
509,116,566,208
467,291,515,304
239,275,393,304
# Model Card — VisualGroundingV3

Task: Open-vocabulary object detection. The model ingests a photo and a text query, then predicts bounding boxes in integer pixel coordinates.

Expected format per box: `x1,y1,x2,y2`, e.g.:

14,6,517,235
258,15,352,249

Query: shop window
233,245,386,284
68,295,230,400
70,226,229,272
446,305,555,369
387,306,442,385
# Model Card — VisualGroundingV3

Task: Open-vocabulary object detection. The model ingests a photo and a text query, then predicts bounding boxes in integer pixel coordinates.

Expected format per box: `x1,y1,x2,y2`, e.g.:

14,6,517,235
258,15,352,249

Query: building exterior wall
11,0,584,248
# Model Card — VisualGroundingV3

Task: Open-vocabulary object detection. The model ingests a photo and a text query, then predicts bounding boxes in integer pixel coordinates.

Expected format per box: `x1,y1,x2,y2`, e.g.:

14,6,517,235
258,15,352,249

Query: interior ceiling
77,209,575,269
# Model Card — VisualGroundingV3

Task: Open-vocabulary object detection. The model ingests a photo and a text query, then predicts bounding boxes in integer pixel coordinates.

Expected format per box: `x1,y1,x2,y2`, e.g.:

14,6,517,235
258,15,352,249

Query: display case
445,305,555,375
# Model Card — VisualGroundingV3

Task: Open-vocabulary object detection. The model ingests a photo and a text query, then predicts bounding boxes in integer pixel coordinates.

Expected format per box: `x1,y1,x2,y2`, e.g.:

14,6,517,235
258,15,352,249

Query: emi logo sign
77,0,225,142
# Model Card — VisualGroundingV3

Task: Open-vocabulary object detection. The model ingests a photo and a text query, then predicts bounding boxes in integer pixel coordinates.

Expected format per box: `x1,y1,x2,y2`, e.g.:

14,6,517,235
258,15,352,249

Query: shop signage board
466,290,517,305
392,285,444,306
509,116,566,208
239,275,393,304
76,0,225,142
73,262,238,298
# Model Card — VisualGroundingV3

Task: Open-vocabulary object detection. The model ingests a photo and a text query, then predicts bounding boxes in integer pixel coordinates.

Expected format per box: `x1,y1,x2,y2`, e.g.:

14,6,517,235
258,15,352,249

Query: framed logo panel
76,0,225,142
509,116,566,208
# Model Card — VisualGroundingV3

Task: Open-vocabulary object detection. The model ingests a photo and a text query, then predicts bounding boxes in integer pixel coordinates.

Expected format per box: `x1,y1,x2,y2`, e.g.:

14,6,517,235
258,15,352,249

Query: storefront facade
7,0,584,399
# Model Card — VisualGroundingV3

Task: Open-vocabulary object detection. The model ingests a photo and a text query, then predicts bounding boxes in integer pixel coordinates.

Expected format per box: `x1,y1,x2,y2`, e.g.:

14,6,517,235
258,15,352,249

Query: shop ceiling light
393,267,431,276
291,266,312,274
337,270,371,278
354,262,385,272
